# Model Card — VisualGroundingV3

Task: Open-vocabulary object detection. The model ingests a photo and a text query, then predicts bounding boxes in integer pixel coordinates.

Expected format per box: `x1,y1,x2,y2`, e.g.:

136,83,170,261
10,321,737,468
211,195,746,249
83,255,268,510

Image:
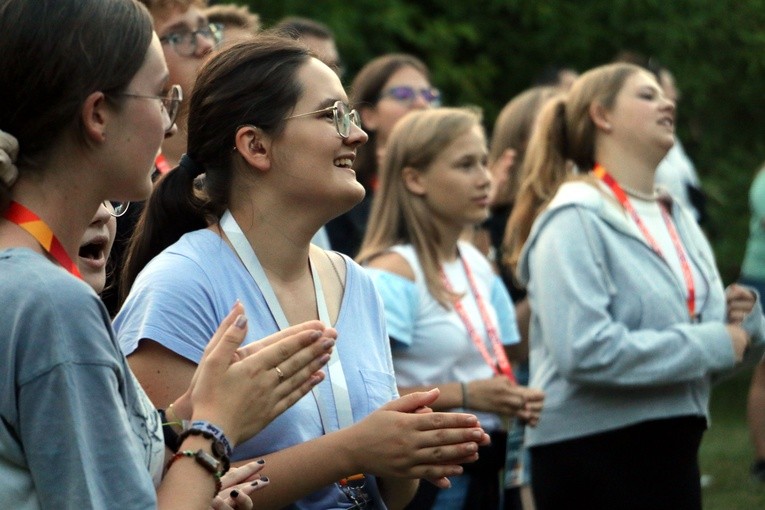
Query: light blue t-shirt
115,229,398,510
365,242,519,432
0,249,159,510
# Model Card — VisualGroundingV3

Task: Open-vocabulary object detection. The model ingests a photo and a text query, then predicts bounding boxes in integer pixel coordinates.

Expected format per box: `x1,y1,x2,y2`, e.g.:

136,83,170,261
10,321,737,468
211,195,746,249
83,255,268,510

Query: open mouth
78,237,107,264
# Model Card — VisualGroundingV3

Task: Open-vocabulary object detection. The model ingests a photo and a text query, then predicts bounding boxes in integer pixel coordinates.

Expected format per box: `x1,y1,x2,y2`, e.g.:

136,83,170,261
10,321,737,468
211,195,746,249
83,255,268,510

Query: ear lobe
81,91,109,143
234,124,271,172
589,102,612,132
402,166,426,196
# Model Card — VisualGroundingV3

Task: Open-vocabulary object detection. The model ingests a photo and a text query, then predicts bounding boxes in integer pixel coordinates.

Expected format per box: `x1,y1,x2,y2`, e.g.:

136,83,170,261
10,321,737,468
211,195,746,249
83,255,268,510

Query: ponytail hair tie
179,153,205,178
0,130,20,187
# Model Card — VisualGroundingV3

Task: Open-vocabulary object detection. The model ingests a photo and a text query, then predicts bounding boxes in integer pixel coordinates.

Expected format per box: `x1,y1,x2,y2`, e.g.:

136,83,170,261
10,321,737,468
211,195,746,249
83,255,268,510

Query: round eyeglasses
379,86,442,107
159,23,223,57
285,100,361,139
104,201,130,218
118,84,183,132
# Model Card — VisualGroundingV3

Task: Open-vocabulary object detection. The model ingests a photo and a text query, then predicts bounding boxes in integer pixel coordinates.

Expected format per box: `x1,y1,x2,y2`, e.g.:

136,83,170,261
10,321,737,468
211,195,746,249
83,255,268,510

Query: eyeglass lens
163,23,221,56
333,102,361,138
383,86,441,106
104,201,130,218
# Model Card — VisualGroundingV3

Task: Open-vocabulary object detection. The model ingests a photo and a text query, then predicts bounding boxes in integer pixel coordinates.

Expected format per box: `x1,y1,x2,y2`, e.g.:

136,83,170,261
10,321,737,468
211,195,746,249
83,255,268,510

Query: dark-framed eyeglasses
159,23,223,57
379,86,442,107
285,100,361,139
103,201,130,218
119,84,183,132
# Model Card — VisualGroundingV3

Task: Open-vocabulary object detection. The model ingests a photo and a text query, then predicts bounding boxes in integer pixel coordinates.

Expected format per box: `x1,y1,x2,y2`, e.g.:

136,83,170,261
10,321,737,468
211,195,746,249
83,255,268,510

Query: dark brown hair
0,0,153,211
120,34,311,301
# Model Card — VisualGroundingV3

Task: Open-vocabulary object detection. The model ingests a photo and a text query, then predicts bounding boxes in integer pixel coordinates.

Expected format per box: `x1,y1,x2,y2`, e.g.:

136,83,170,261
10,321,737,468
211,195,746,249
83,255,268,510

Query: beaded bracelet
165,449,222,495
177,427,231,476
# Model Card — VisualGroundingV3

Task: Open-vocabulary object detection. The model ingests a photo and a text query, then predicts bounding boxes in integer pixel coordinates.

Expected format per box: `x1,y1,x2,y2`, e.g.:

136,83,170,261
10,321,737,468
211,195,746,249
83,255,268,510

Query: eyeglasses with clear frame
103,201,129,218
285,100,361,139
379,86,442,107
159,23,223,57
119,84,183,132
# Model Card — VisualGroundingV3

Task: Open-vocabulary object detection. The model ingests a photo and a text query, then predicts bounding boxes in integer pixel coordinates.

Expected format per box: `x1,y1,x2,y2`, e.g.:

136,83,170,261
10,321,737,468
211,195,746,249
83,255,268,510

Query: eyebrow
161,16,208,34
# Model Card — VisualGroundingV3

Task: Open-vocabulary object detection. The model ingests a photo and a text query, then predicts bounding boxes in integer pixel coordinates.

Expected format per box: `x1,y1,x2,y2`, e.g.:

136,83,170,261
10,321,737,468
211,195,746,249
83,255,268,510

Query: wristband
177,427,231,476
166,449,222,495
190,420,234,458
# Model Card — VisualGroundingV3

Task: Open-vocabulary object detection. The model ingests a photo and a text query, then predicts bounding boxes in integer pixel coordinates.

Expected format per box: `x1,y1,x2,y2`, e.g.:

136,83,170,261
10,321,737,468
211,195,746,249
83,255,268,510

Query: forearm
235,430,359,510
157,435,225,510
377,476,419,510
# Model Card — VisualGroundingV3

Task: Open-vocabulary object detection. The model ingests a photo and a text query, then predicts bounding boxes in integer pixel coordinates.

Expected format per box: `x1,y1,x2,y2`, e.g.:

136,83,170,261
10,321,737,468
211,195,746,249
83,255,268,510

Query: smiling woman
114,35,490,510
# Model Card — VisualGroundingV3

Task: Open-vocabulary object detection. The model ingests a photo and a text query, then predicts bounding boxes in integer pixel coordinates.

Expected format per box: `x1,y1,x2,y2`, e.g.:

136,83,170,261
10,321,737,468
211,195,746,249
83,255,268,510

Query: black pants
530,416,706,510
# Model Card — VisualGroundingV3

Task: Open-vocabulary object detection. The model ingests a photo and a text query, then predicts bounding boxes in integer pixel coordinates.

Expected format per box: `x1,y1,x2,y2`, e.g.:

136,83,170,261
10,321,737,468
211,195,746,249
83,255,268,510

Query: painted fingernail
257,458,265,465
250,481,259,487
260,476,269,482
235,314,247,329
322,338,335,350
319,353,331,363
310,330,322,340
230,489,240,498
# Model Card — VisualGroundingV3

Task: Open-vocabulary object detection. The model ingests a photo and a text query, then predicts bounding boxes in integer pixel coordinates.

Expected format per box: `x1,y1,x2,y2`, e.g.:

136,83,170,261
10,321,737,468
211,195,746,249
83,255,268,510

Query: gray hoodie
518,181,764,447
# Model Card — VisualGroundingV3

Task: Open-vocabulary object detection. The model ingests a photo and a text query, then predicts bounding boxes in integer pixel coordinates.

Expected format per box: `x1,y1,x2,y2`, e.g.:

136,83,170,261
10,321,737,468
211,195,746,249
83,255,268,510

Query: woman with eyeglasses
0,1,341,508
114,35,489,510
325,53,440,258
357,108,544,510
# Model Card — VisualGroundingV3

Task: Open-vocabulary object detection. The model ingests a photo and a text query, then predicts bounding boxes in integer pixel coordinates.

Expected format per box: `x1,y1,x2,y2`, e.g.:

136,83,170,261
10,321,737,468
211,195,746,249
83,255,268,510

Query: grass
700,367,765,509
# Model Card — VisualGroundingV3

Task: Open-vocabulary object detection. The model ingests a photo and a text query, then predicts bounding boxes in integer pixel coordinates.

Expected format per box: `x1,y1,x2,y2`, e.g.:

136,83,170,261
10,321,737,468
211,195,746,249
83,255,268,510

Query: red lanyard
441,252,516,384
593,164,696,319
3,201,82,279
155,152,172,175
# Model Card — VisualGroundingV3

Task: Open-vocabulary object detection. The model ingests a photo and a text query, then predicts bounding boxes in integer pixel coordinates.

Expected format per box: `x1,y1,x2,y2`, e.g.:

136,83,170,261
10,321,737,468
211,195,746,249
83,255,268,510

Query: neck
596,147,656,195
4,168,100,262
225,202,314,283
433,221,464,263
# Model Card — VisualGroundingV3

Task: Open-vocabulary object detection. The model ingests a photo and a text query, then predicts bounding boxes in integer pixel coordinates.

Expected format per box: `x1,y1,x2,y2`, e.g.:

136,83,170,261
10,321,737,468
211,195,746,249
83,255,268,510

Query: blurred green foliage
241,0,765,282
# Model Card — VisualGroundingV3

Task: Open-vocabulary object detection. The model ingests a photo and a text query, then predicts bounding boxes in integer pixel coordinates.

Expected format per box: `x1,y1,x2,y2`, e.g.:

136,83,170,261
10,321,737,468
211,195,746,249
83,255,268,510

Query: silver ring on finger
274,365,285,382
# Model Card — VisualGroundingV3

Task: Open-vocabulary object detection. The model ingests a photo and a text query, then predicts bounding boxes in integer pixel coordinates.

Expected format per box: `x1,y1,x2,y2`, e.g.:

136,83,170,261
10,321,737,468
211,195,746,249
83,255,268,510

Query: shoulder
362,247,416,282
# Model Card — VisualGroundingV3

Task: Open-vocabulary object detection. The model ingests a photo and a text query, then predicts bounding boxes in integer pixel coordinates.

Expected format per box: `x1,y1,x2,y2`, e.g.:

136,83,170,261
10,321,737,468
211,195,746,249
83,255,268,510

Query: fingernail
230,489,240,498
257,458,265,465
235,314,247,329
250,481,259,487
311,374,323,386
319,353,331,364
260,476,269,482
310,330,321,340
322,338,335,350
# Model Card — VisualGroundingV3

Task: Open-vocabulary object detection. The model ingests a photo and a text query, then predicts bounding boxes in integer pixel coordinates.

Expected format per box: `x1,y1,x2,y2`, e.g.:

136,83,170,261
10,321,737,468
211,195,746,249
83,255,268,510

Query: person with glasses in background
325,53,440,257
274,16,344,79
114,35,490,510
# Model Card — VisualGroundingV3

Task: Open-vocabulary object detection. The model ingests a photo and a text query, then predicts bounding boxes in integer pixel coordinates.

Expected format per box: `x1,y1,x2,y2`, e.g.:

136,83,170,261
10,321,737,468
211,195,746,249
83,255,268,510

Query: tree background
229,0,765,282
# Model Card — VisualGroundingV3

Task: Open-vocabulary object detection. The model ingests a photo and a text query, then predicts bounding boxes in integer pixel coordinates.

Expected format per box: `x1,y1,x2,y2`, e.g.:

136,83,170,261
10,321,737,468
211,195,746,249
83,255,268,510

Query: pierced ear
589,102,612,133
81,91,109,143
358,105,378,132
234,124,271,173
402,166,426,196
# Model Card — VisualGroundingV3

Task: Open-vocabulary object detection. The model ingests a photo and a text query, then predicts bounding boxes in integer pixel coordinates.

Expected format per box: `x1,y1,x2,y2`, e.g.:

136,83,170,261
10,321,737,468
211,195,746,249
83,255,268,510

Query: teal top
742,169,765,280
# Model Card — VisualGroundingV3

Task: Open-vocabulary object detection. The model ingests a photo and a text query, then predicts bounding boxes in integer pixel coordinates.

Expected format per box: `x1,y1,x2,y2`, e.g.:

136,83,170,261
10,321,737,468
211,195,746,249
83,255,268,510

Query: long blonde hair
489,86,557,204
357,107,483,307
503,63,642,272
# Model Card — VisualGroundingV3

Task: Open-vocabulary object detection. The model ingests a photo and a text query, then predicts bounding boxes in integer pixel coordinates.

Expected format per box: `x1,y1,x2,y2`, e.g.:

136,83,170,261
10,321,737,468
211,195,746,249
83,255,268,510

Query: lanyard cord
593,164,696,319
3,200,82,279
440,250,516,384
219,211,353,432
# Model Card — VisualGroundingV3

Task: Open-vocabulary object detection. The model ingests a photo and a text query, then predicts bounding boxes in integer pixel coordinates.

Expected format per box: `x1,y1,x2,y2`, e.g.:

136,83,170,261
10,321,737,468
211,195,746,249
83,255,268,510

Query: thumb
382,388,440,413
205,311,249,372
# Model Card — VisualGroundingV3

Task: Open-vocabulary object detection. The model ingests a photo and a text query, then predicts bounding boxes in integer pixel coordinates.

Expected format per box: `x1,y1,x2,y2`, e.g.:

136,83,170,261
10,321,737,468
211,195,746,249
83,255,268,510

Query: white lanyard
219,211,354,431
